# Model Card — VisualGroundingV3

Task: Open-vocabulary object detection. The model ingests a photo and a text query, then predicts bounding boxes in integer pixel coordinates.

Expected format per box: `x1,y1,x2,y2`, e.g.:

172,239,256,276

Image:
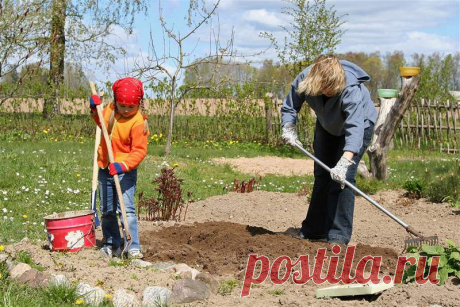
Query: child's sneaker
100,246,122,258
128,249,144,259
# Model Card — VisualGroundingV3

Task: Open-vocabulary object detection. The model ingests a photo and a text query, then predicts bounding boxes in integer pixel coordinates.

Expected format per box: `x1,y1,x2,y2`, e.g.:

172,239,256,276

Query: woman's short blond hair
297,54,346,97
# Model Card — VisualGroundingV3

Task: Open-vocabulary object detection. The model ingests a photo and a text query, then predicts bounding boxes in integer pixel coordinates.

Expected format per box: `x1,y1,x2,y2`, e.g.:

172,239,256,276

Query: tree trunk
368,76,420,181
165,98,175,157
43,0,66,119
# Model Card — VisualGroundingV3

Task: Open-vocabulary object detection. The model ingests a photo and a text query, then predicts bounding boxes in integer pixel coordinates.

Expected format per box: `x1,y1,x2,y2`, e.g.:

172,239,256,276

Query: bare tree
133,0,260,156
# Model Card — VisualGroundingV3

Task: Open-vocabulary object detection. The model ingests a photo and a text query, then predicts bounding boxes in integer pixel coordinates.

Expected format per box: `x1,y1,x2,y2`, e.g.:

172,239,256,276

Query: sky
93,0,460,83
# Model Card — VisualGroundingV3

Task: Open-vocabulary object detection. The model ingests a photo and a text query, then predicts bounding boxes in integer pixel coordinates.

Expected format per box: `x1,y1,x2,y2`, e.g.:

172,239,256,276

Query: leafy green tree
261,0,346,77
412,53,457,102
382,51,405,90
255,60,292,97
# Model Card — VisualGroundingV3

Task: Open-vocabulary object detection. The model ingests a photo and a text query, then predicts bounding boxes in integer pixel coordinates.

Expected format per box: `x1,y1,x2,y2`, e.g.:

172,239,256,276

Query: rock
357,161,371,178
152,261,175,271
6,259,14,271
171,263,200,279
113,289,140,307
130,259,152,268
16,269,49,288
0,254,8,263
10,263,32,279
178,271,193,279
171,278,211,303
49,274,69,287
195,273,219,294
142,286,171,307
76,282,106,306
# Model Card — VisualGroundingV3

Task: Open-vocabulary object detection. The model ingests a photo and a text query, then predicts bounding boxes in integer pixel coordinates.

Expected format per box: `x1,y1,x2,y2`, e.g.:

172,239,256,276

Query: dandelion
43,130,48,134
0,245,4,252
173,163,179,167
23,215,28,219
76,299,84,305
105,294,112,300
76,173,81,177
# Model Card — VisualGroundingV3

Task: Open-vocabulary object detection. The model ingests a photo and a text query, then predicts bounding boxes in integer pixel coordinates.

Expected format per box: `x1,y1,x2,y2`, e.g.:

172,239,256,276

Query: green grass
0,139,457,244
218,279,242,296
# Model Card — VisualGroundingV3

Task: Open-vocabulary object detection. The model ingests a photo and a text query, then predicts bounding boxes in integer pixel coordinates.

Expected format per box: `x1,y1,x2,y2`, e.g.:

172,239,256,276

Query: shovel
294,143,438,250
90,81,133,253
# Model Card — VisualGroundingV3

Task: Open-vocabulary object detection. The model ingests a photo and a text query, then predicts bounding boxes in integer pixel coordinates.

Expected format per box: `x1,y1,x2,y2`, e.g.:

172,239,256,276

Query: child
89,77,150,258
281,54,377,245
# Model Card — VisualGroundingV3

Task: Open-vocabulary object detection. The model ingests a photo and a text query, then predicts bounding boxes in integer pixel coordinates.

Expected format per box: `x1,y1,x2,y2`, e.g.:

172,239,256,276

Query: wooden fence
395,99,459,153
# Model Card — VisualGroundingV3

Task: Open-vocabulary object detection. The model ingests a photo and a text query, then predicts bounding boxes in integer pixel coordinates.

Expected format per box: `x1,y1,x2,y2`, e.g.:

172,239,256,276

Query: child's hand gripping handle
90,82,132,241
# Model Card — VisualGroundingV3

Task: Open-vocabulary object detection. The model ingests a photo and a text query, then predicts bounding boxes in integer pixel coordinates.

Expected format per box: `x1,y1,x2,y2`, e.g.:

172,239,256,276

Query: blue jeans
300,120,374,244
98,168,141,251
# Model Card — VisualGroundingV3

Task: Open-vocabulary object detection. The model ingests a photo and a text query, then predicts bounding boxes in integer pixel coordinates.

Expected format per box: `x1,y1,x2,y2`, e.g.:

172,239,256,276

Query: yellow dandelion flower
159,133,163,138
105,294,112,300
0,245,5,252
43,130,48,134
22,215,28,219
153,134,158,138
76,299,84,305
173,163,179,167
76,173,81,177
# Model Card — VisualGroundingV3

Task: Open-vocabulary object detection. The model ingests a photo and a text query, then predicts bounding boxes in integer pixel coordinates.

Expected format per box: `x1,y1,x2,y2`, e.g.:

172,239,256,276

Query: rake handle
294,143,424,237
90,82,132,241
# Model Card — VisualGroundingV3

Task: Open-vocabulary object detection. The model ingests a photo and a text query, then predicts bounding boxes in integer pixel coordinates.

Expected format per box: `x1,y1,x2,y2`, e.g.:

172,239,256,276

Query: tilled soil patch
143,221,398,278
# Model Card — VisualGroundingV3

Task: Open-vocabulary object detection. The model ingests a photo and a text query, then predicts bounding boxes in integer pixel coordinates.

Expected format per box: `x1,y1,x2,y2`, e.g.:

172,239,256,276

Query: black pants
300,120,374,244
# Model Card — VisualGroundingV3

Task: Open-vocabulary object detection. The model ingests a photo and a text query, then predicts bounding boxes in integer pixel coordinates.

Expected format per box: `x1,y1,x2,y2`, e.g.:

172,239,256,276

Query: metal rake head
404,235,439,250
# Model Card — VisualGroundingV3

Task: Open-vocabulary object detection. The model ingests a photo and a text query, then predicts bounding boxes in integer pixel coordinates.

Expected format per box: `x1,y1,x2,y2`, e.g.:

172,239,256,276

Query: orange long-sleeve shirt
92,103,149,170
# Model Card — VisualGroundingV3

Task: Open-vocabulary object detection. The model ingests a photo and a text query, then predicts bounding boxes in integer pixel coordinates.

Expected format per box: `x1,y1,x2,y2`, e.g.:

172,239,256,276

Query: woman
281,54,377,245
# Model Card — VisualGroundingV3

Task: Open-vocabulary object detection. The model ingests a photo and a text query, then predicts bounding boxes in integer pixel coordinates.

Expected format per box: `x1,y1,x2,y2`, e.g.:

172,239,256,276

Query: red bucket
44,210,96,252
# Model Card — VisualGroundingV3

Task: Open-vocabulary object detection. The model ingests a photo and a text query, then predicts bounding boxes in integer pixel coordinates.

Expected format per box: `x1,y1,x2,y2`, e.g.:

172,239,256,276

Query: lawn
0,139,457,244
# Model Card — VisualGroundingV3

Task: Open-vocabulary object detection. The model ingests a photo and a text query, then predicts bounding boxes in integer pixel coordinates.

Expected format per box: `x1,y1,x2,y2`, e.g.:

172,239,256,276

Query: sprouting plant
224,177,262,193
138,167,194,221
268,289,284,295
218,279,241,296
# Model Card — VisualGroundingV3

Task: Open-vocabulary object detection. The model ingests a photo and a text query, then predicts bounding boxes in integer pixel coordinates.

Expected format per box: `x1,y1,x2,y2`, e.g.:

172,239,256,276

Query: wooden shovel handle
90,82,131,240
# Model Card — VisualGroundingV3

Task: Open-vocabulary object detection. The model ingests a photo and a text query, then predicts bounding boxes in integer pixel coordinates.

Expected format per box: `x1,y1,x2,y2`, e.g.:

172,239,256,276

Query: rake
294,143,438,250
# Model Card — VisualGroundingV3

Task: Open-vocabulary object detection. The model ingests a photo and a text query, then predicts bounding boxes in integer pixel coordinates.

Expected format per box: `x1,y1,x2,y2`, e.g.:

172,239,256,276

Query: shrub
403,178,426,199
425,169,460,206
356,177,380,195
138,167,193,221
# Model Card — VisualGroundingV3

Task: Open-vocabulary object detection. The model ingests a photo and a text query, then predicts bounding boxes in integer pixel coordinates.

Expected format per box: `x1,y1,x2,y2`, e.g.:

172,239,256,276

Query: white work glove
330,156,355,189
281,122,303,147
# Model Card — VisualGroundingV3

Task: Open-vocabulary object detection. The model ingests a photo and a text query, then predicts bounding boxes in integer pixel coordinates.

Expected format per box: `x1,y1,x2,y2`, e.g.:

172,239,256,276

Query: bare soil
212,156,314,176
7,189,460,306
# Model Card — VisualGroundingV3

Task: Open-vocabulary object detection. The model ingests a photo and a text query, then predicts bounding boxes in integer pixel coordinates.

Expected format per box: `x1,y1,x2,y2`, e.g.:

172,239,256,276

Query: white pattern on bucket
65,230,84,249
47,233,54,250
